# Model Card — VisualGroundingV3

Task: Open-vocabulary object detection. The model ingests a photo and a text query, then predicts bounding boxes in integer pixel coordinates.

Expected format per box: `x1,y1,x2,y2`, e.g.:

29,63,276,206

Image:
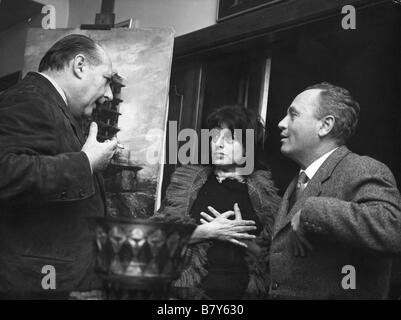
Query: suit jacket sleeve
0,96,95,207
300,160,401,255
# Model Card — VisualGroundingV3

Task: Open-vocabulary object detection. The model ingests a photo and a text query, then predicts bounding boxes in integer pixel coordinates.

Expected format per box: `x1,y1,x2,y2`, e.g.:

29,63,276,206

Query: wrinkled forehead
292,89,322,112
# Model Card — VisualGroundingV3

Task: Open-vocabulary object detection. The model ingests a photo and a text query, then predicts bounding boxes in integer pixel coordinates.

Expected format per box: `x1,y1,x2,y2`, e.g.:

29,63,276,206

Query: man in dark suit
269,82,401,299
0,34,117,298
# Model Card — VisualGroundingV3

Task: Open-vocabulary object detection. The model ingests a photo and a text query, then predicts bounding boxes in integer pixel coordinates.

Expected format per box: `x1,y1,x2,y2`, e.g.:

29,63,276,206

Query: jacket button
272,282,279,290
60,191,67,200
79,189,85,198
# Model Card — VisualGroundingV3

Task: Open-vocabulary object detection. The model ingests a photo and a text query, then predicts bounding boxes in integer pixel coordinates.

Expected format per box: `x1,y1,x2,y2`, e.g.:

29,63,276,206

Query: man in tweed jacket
270,82,401,299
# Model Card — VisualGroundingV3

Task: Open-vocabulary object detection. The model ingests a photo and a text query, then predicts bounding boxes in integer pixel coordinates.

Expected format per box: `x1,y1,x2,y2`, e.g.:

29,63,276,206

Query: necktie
288,171,309,212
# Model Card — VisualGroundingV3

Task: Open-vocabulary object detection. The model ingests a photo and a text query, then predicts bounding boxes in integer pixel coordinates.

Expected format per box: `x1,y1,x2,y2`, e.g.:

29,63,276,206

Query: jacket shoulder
341,152,395,180
0,77,55,114
156,165,211,220
248,170,279,196
247,169,281,219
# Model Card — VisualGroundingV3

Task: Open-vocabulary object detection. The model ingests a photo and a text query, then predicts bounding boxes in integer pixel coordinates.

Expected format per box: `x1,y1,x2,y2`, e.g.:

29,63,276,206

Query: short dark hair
38,34,103,72
205,105,268,170
306,82,360,144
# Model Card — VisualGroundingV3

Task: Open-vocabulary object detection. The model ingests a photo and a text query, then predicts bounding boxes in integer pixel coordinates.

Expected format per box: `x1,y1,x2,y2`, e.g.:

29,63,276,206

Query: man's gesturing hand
290,210,313,257
82,122,117,172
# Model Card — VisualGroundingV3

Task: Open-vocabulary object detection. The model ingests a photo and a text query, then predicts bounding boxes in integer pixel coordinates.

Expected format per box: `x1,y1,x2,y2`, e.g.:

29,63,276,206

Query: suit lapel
272,146,351,239
273,175,297,237
34,72,86,146
57,103,86,146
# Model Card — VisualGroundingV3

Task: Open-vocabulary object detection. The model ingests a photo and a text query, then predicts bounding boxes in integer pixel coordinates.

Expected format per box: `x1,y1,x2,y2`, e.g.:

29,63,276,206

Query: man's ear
318,115,335,138
72,54,86,79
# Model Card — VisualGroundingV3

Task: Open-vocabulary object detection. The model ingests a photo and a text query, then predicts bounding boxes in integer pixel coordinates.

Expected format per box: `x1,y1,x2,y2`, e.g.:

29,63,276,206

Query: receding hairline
292,88,323,115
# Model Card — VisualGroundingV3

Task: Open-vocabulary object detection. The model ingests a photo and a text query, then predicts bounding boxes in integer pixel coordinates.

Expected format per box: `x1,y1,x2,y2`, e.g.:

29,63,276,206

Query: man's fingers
234,203,242,220
207,206,221,218
298,240,306,257
108,138,118,150
291,232,308,257
298,234,314,252
200,218,208,224
291,232,299,256
87,122,98,141
200,212,214,222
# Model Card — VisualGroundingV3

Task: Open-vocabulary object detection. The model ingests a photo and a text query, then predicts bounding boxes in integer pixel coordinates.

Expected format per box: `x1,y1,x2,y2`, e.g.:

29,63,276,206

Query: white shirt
301,147,339,186
39,72,68,105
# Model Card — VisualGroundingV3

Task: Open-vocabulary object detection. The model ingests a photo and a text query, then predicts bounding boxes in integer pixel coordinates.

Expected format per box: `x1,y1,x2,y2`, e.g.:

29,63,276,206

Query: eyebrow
288,106,297,114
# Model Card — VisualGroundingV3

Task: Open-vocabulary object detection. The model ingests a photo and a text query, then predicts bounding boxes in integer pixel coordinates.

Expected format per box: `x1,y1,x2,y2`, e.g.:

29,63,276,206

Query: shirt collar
301,147,339,181
38,72,67,105
214,168,245,184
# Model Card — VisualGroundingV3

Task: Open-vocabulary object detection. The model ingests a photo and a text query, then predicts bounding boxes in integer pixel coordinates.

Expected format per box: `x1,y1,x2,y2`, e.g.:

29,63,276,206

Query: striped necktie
288,171,309,212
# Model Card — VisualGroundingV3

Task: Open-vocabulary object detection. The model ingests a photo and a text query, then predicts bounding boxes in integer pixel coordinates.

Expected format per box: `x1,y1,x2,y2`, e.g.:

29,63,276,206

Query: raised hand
290,210,313,257
81,122,118,172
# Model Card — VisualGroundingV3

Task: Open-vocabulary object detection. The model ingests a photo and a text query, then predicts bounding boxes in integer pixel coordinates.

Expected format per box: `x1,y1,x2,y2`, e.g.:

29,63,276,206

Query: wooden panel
174,0,384,58
161,58,206,195
0,0,43,31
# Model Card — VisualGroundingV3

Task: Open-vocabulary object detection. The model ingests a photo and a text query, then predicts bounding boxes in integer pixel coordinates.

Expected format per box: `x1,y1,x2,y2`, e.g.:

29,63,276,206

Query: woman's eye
211,134,220,143
223,134,234,143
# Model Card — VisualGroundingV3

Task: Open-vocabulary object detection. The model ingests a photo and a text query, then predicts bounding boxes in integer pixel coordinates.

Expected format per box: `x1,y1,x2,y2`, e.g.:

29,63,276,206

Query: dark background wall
266,3,401,193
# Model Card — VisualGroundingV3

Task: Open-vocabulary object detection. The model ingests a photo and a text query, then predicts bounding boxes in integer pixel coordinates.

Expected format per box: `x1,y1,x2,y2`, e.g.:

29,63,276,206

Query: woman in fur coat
156,105,280,299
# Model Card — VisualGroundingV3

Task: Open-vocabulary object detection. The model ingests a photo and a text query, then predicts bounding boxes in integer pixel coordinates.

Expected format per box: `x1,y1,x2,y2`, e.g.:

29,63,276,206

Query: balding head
38,34,104,72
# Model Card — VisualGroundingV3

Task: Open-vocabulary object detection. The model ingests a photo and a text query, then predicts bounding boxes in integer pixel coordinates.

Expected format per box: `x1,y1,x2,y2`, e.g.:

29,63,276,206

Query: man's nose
104,84,113,101
278,116,287,131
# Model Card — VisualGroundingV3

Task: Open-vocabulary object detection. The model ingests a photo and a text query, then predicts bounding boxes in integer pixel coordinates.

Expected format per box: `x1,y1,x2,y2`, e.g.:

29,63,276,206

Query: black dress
189,174,262,299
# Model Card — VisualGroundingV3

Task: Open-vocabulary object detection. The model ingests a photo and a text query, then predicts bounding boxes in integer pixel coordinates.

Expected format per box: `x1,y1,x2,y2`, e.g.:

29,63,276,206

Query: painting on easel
23,27,175,218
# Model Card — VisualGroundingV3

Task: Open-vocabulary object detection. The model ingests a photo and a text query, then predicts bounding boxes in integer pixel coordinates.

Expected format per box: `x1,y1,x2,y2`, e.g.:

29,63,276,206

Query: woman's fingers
207,206,221,217
230,233,256,240
232,225,257,233
232,219,256,226
220,210,234,218
200,211,214,222
200,218,208,224
228,239,248,248
234,203,242,220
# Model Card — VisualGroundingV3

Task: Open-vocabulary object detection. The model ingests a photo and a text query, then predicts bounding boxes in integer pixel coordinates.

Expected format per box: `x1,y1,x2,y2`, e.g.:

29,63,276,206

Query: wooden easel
81,0,115,30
